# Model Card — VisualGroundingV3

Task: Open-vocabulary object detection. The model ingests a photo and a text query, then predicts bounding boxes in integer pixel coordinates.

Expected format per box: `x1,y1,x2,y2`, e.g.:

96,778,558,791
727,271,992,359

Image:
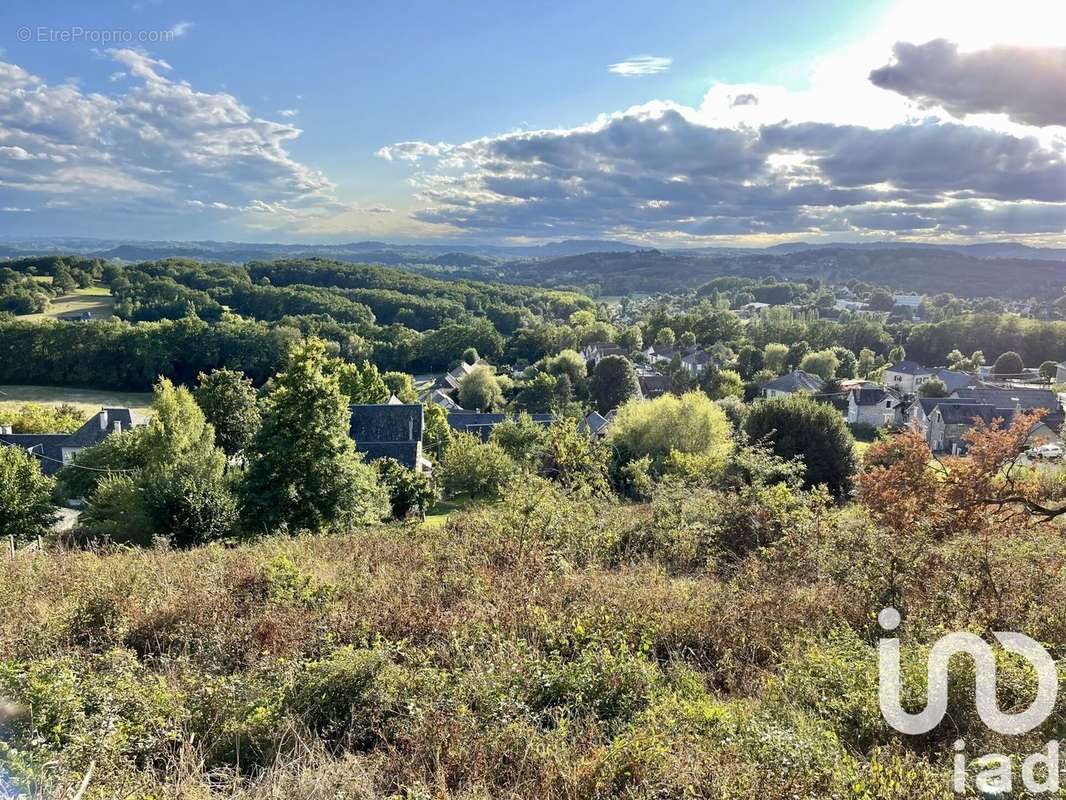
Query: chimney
99,410,108,431
112,421,122,434
0,425,11,435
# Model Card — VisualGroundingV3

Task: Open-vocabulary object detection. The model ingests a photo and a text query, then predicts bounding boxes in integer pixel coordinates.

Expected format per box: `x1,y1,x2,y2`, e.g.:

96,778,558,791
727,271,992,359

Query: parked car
1027,443,1064,460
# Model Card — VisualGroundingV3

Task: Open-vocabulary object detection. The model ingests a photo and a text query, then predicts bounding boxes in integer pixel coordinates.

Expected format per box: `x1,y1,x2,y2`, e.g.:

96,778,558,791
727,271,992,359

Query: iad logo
877,607,1060,794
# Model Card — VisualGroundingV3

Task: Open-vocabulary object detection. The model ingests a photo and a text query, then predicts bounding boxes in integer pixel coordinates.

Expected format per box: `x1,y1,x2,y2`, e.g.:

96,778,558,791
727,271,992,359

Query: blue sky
0,0,1063,244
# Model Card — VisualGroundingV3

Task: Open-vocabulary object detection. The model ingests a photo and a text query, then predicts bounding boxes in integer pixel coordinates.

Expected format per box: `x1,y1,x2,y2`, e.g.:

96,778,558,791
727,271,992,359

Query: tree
81,379,236,547
375,458,438,520
422,403,451,460
458,365,503,411
1040,360,1059,382
855,347,873,378
514,372,557,413
866,288,895,311
992,351,1024,377
787,341,810,370
336,359,389,404
545,349,586,385
618,324,643,352
762,343,789,375
462,347,479,365
609,391,733,478
0,445,57,543
745,394,856,498
195,368,261,459
888,345,906,364
918,378,948,398
491,413,549,466
538,419,609,494
654,327,676,347
680,331,697,348
437,433,516,499
589,355,640,414
241,338,388,534
382,371,418,403
703,368,744,400
831,347,857,380
799,349,839,382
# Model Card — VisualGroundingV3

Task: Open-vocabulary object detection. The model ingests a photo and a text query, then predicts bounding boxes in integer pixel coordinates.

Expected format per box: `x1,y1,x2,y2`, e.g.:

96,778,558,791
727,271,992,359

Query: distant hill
1,237,1063,299
495,246,1066,299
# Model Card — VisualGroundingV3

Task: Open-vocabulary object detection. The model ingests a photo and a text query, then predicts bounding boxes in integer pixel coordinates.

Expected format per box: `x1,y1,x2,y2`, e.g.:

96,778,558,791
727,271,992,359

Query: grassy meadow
0,385,153,417
2,470,1065,799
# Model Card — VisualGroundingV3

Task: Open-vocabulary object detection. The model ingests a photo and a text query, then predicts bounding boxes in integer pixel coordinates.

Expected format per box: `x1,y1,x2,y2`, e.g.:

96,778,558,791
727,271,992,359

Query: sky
0,0,1063,246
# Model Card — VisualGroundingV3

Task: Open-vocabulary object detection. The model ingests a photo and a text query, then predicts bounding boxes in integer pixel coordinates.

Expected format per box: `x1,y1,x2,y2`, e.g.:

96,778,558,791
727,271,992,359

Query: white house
882,361,928,394
846,387,904,428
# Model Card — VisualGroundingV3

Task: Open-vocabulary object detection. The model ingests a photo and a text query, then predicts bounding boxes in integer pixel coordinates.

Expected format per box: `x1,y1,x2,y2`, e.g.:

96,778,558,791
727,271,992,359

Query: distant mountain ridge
2,236,1064,299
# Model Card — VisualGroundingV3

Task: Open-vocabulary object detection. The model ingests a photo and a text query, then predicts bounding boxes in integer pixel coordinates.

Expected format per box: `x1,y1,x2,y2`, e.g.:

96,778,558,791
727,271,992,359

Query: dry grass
21,285,115,322
0,385,153,416
3,476,1059,798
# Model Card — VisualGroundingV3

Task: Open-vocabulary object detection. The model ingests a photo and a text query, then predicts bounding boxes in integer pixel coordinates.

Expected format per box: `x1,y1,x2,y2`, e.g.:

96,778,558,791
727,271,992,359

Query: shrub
375,457,438,520
0,445,57,543
609,391,733,479
746,394,857,498
437,433,516,499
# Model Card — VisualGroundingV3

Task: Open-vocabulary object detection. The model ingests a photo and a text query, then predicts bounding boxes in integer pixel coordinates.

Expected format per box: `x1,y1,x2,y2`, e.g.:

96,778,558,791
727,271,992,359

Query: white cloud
168,21,194,39
607,55,672,77
277,108,298,118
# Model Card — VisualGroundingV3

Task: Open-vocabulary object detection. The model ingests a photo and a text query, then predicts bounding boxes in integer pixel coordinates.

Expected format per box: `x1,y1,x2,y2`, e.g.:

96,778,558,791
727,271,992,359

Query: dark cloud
870,39,1066,127
397,105,1066,240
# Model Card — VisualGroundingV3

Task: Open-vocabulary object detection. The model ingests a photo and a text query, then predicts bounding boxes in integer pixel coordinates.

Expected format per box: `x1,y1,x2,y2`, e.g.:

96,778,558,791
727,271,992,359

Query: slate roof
577,411,610,436
447,411,554,441
0,408,146,476
932,402,1011,426
638,374,673,399
62,408,145,449
928,369,975,393
0,434,69,475
760,369,823,394
349,403,424,469
884,360,927,375
851,386,901,406
915,396,983,417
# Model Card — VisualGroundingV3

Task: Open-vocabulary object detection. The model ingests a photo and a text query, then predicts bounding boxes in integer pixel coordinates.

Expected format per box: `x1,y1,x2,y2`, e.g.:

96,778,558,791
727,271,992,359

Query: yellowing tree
609,391,733,478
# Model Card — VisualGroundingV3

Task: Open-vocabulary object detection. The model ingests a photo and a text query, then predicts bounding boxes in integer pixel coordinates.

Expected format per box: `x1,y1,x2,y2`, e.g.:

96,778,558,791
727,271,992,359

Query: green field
22,284,115,322
0,384,152,415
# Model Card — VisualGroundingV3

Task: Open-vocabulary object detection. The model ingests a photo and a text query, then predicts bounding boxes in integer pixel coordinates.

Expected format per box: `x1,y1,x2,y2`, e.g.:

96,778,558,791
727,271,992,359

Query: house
419,387,463,411
644,343,680,365
577,411,611,439
447,411,554,442
846,386,904,428
922,368,975,394
680,348,713,377
893,295,924,310
581,341,625,363
759,369,823,398
883,361,928,394
349,403,426,471
1056,361,1066,386
739,301,771,318
0,407,146,475
950,386,1064,428
926,402,1011,455
637,373,673,400
644,344,713,377
907,397,984,440
434,358,490,392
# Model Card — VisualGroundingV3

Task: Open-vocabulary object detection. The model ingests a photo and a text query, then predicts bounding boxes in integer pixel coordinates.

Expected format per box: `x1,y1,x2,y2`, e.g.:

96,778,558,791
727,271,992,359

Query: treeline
905,313,1066,366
